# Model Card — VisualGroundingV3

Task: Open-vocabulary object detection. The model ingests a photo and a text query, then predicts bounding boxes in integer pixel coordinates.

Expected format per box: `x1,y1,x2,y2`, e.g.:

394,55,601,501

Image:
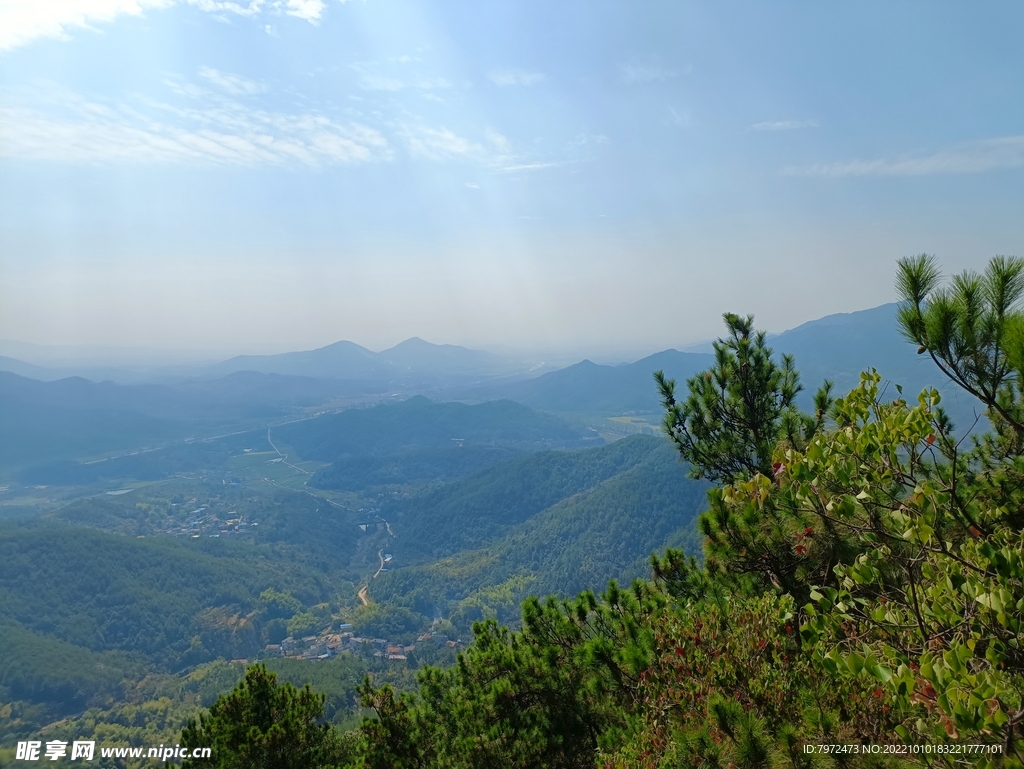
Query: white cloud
350,61,453,92
465,182,479,189
398,124,560,173
500,161,560,172
785,136,1024,177
199,66,266,94
752,120,818,131
568,132,609,150
0,85,389,166
488,70,545,87
358,74,406,91
0,0,173,51
402,125,483,160
618,63,685,84
667,107,690,128
283,0,323,22
186,0,262,17
0,0,327,51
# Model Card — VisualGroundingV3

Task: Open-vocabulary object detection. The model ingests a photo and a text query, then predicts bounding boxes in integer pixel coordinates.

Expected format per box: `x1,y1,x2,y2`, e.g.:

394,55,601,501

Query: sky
1,1,1023,360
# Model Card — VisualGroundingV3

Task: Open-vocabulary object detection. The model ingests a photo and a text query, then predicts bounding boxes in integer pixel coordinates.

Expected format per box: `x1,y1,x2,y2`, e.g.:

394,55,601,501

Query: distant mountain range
471,303,975,418
0,302,990,475
206,336,524,380
0,305,931,395
0,337,527,385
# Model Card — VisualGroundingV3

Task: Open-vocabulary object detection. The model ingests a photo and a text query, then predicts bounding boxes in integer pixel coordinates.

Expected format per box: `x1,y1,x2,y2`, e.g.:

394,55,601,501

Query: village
261,625,463,663
169,505,258,539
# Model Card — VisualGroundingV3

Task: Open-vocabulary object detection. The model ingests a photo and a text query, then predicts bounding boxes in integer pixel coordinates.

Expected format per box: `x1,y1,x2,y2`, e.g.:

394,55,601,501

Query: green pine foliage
181,665,359,769
655,312,833,485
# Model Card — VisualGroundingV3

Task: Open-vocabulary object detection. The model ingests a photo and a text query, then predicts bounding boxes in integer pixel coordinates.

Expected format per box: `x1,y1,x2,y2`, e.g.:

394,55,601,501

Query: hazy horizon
0,297,903,371
2,2,1023,355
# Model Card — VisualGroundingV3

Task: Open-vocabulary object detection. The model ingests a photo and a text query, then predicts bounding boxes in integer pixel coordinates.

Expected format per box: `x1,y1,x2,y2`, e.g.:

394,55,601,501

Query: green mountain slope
277,396,598,461
310,446,520,491
371,436,707,629
0,527,334,668
383,435,670,563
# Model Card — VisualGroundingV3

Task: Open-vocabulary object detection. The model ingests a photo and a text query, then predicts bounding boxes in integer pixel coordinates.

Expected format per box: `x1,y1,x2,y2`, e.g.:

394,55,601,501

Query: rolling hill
369,435,707,629
277,396,599,461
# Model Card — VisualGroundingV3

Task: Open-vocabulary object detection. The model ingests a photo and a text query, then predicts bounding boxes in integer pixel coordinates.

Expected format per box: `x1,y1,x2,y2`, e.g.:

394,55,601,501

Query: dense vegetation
179,256,1024,768
275,396,597,461
0,528,337,667
311,447,520,492
370,438,705,632
381,436,672,563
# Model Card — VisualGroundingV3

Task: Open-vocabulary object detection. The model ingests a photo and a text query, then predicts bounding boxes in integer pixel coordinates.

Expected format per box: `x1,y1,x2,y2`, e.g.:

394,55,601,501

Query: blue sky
1,1,1023,358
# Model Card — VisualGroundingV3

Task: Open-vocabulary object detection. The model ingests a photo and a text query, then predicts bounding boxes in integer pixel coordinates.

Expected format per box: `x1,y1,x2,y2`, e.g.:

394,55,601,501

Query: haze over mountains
2,302,926,388
1,301,978,479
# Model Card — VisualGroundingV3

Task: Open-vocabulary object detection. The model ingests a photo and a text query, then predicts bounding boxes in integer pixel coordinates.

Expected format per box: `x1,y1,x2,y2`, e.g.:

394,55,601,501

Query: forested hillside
370,437,706,629
0,528,336,667
380,435,689,563
276,396,596,460
310,446,518,491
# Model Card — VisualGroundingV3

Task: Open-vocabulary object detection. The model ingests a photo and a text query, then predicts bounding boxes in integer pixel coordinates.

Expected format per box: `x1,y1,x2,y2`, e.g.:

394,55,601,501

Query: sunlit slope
381,435,667,563
370,435,706,625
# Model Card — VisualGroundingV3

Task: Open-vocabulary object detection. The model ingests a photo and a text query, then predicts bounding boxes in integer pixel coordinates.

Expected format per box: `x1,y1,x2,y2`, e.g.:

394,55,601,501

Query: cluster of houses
156,504,260,539
262,625,461,663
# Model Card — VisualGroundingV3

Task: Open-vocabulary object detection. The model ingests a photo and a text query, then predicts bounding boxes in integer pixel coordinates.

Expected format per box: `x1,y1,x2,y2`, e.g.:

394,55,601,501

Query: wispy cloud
465,182,479,189
752,119,818,131
488,70,545,87
186,0,263,18
500,161,561,172
785,136,1024,177
401,125,484,161
199,66,266,94
0,84,389,166
667,107,690,128
568,133,609,149
397,123,566,173
0,0,328,52
618,63,686,84
349,61,452,92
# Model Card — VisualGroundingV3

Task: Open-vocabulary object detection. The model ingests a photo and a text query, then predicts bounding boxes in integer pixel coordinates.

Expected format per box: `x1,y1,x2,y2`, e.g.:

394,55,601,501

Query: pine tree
655,312,832,486
181,664,354,769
